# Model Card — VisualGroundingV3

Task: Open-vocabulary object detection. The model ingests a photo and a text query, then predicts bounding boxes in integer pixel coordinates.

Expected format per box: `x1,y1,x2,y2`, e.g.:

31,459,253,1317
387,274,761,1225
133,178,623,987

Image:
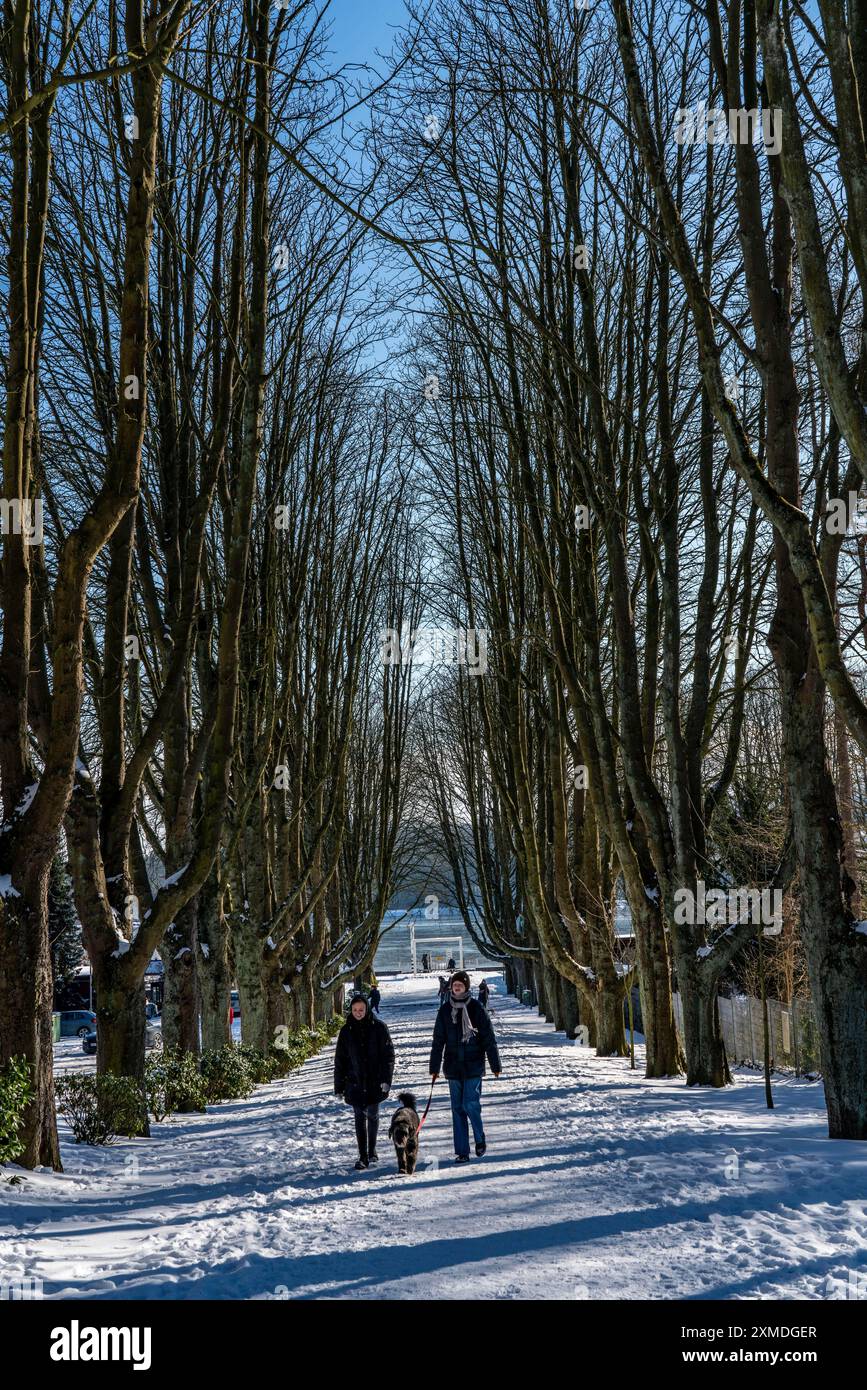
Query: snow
200,943,210,959
14,783,39,817
110,939,130,958
697,945,714,958
644,885,660,901
162,864,189,888
75,759,91,780
0,874,21,898
2,974,866,1300
854,922,867,936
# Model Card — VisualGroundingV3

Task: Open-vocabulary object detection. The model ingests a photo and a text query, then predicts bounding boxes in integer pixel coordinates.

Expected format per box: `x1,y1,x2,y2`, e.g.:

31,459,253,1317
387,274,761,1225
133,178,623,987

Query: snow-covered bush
236,1045,285,1083
199,1046,255,1102
144,1049,207,1120
237,1017,342,1083
55,1074,147,1144
0,1056,32,1163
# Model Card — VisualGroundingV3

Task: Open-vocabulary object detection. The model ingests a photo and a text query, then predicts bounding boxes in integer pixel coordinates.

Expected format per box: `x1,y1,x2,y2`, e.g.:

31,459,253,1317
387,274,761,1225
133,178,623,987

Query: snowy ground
2,973,866,1300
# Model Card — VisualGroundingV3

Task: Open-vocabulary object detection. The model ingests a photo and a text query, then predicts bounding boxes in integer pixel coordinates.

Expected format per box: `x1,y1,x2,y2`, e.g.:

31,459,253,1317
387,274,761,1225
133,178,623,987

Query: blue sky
323,0,410,68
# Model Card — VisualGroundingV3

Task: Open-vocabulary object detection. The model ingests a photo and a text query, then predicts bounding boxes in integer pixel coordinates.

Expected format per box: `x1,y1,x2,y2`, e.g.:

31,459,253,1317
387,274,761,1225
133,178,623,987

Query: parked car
82,1022,161,1055
230,990,240,1016
60,1009,97,1039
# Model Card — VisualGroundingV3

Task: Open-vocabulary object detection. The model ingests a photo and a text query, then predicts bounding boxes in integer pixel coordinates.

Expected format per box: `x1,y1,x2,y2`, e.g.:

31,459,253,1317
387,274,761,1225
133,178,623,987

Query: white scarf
450,991,476,1042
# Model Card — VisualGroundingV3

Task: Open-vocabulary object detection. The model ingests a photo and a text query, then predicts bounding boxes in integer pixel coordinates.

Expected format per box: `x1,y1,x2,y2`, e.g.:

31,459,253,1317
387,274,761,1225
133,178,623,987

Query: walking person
438,975,449,1005
369,983,382,1015
334,992,395,1169
478,979,490,1008
429,970,501,1162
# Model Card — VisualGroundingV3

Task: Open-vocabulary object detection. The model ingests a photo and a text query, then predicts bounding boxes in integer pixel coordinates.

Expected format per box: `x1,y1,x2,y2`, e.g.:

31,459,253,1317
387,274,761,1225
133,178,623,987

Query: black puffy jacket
429,996,501,1080
334,1013,395,1106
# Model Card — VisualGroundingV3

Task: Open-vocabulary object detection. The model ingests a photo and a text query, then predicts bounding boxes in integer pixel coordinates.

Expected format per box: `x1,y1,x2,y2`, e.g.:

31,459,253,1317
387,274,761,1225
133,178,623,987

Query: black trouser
353,1103,379,1160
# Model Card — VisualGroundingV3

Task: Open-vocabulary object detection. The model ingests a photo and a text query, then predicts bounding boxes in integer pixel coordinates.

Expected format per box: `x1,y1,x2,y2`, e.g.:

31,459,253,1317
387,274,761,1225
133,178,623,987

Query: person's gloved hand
380,1082,389,1093
493,1072,502,1078
430,1071,439,1079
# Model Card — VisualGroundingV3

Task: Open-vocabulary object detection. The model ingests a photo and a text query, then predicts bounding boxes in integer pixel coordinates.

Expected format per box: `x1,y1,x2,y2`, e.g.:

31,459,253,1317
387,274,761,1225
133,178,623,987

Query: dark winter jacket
429,996,501,1080
369,987,381,1011
334,1013,395,1107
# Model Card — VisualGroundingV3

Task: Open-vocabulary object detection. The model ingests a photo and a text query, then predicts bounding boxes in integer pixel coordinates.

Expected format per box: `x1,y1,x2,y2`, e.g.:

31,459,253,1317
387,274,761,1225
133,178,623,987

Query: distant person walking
438,975,449,1005
334,993,394,1169
447,957,456,972
429,970,501,1162
369,984,382,1015
478,979,490,1008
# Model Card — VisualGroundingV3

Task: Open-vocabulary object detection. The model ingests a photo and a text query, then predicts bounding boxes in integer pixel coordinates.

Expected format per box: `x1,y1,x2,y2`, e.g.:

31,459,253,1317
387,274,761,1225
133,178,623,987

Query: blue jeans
448,1076,485,1157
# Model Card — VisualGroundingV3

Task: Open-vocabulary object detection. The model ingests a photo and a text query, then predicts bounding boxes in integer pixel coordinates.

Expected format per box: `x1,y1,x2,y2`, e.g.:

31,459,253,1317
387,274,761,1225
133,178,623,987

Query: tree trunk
535,960,552,1021
633,901,683,1076
592,980,627,1057
677,965,731,1087
264,956,292,1050
295,969,316,1032
161,894,200,1054
559,980,580,1039
787,697,867,1138
0,861,61,1168
198,873,231,1050
92,956,149,1134
231,918,268,1051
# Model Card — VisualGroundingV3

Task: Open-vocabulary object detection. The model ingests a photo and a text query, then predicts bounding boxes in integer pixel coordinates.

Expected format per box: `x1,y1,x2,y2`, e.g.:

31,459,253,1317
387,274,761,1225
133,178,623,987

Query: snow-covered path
2,974,866,1300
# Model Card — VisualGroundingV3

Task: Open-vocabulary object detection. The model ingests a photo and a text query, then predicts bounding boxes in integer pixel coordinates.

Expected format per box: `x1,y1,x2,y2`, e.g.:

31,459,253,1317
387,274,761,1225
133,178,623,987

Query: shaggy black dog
388,1091,420,1175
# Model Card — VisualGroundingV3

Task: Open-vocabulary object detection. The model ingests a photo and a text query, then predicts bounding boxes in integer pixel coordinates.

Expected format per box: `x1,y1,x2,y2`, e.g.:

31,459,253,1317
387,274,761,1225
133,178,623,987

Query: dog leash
416,1073,438,1131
